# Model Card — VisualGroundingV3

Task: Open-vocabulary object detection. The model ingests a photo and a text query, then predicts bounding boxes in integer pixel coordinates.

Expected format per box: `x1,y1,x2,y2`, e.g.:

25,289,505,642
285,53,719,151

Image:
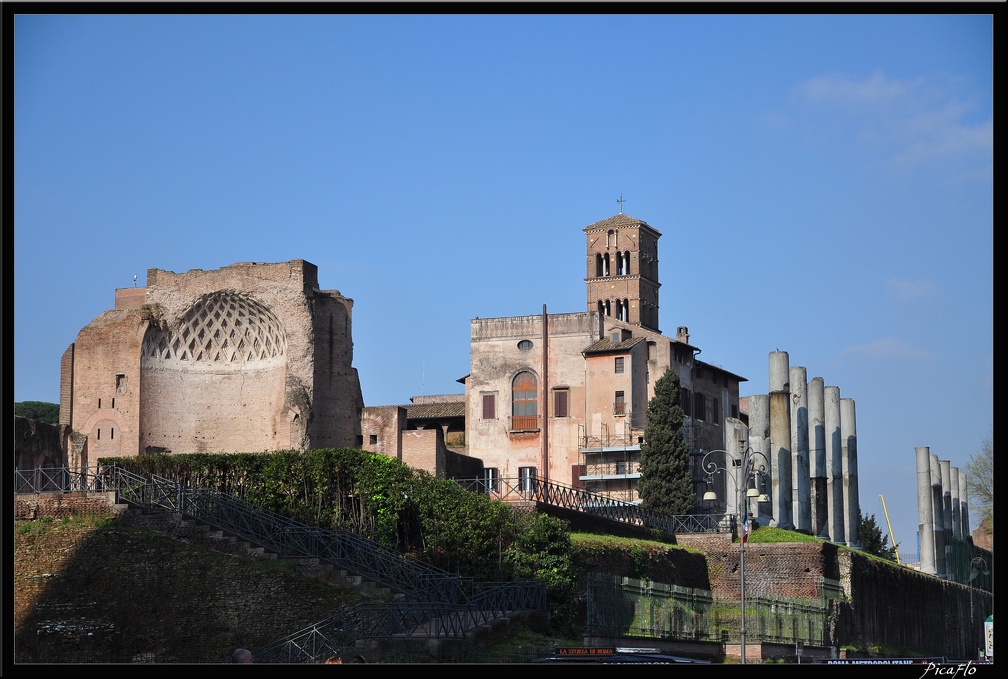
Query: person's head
324,655,342,664
347,655,367,663
232,648,253,664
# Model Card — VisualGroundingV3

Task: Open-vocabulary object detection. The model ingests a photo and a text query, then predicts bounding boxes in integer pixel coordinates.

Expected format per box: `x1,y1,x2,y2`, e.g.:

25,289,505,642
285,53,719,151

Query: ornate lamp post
969,556,989,660
702,443,770,664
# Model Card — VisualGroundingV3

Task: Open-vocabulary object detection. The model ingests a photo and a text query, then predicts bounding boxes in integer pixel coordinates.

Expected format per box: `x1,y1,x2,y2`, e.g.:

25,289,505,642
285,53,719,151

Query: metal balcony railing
583,460,641,477
509,415,539,431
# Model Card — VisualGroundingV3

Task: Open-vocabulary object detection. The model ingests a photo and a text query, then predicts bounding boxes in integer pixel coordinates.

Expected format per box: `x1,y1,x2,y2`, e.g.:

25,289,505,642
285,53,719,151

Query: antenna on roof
617,193,625,214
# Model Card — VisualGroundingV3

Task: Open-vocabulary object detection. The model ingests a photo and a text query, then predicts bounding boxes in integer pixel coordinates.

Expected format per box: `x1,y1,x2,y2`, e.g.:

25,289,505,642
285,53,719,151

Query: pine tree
638,367,694,516
859,512,899,562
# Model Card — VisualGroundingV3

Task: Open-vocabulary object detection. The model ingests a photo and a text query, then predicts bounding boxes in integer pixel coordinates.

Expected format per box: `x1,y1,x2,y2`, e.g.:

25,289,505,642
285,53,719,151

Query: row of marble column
915,446,971,577
721,350,860,547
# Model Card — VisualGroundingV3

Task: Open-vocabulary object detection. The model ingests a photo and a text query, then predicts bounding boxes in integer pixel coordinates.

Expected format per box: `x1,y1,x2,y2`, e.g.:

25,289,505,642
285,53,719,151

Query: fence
15,465,547,663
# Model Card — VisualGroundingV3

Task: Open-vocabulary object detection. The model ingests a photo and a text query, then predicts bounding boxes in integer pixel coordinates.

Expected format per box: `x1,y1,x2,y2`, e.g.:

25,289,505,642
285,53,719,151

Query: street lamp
702,442,770,665
969,556,989,660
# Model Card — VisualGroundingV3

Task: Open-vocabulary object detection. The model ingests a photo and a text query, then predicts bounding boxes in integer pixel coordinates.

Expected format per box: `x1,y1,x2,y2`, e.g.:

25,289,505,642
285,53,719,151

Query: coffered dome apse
141,292,287,370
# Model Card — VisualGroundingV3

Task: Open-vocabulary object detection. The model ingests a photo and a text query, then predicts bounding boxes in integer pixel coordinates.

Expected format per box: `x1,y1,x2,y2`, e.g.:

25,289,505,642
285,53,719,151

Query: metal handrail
15,465,548,662
454,475,727,535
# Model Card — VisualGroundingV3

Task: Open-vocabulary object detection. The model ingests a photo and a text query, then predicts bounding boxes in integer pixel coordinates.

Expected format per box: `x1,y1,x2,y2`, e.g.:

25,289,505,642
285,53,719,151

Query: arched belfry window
616,252,625,276
603,253,610,277
607,230,616,248
511,371,538,431
624,250,631,275
595,253,604,277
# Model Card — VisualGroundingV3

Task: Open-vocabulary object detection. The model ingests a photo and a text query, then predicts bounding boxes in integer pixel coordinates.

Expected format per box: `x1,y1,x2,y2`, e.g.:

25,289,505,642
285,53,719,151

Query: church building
462,212,747,505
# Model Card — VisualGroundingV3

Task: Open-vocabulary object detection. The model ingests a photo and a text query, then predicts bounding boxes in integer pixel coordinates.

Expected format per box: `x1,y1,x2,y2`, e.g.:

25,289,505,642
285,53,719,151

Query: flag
742,515,750,544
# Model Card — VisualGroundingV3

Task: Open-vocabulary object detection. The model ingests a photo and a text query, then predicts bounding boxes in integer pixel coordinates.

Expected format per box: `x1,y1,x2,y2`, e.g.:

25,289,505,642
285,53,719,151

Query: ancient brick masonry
60,260,364,465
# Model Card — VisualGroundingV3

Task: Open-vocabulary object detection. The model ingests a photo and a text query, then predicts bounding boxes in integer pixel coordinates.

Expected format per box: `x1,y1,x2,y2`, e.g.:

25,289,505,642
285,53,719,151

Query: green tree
859,512,898,562
637,367,694,516
14,401,60,425
965,427,993,537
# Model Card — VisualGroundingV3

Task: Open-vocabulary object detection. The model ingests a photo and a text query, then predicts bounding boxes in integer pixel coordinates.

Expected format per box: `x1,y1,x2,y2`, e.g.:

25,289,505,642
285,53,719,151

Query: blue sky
13,12,993,559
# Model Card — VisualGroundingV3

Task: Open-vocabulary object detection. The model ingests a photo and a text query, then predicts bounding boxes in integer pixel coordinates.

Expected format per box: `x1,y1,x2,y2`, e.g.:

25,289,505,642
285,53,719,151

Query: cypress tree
638,366,694,515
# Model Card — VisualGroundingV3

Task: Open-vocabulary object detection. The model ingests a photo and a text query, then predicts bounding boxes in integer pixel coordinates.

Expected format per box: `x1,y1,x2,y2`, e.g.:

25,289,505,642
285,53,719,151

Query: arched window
616,252,625,276
603,253,610,277
624,250,631,275
607,229,616,248
616,299,625,321
595,253,604,277
511,371,538,431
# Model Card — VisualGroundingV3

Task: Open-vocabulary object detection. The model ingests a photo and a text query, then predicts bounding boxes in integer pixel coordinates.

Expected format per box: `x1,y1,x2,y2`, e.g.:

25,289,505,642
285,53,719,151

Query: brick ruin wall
14,417,68,470
61,260,364,461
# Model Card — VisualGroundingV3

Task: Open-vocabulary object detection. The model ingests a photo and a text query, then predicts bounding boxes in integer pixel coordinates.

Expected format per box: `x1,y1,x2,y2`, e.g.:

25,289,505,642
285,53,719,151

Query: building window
369,434,378,445
694,393,706,421
615,460,627,475
554,388,569,418
731,404,738,419
623,250,631,275
614,391,626,416
647,341,656,361
519,466,537,493
110,428,114,440
483,467,500,493
614,356,625,374
116,373,127,393
614,298,629,321
711,399,720,425
354,435,363,446
511,371,538,430
674,345,687,364
681,388,692,416
595,253,604,277
111,398,115,408
517,339,533,351
607,229,616,248
482,393,496,420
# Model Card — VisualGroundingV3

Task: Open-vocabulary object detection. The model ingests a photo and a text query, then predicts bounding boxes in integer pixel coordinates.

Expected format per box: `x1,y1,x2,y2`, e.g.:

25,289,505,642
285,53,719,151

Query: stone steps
137,511,394,593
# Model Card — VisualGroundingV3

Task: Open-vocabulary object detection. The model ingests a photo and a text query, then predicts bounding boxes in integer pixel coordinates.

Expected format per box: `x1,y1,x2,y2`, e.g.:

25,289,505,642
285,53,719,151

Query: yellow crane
879,495,901,565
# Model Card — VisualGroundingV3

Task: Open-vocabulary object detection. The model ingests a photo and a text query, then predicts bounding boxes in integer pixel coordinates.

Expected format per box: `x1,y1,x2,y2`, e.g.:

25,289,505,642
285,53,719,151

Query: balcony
581,459,641,480
509,415,540,432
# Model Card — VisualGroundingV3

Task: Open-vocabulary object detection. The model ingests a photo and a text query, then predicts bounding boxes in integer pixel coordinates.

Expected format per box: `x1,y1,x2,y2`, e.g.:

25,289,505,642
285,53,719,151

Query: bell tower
584,210,661,333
